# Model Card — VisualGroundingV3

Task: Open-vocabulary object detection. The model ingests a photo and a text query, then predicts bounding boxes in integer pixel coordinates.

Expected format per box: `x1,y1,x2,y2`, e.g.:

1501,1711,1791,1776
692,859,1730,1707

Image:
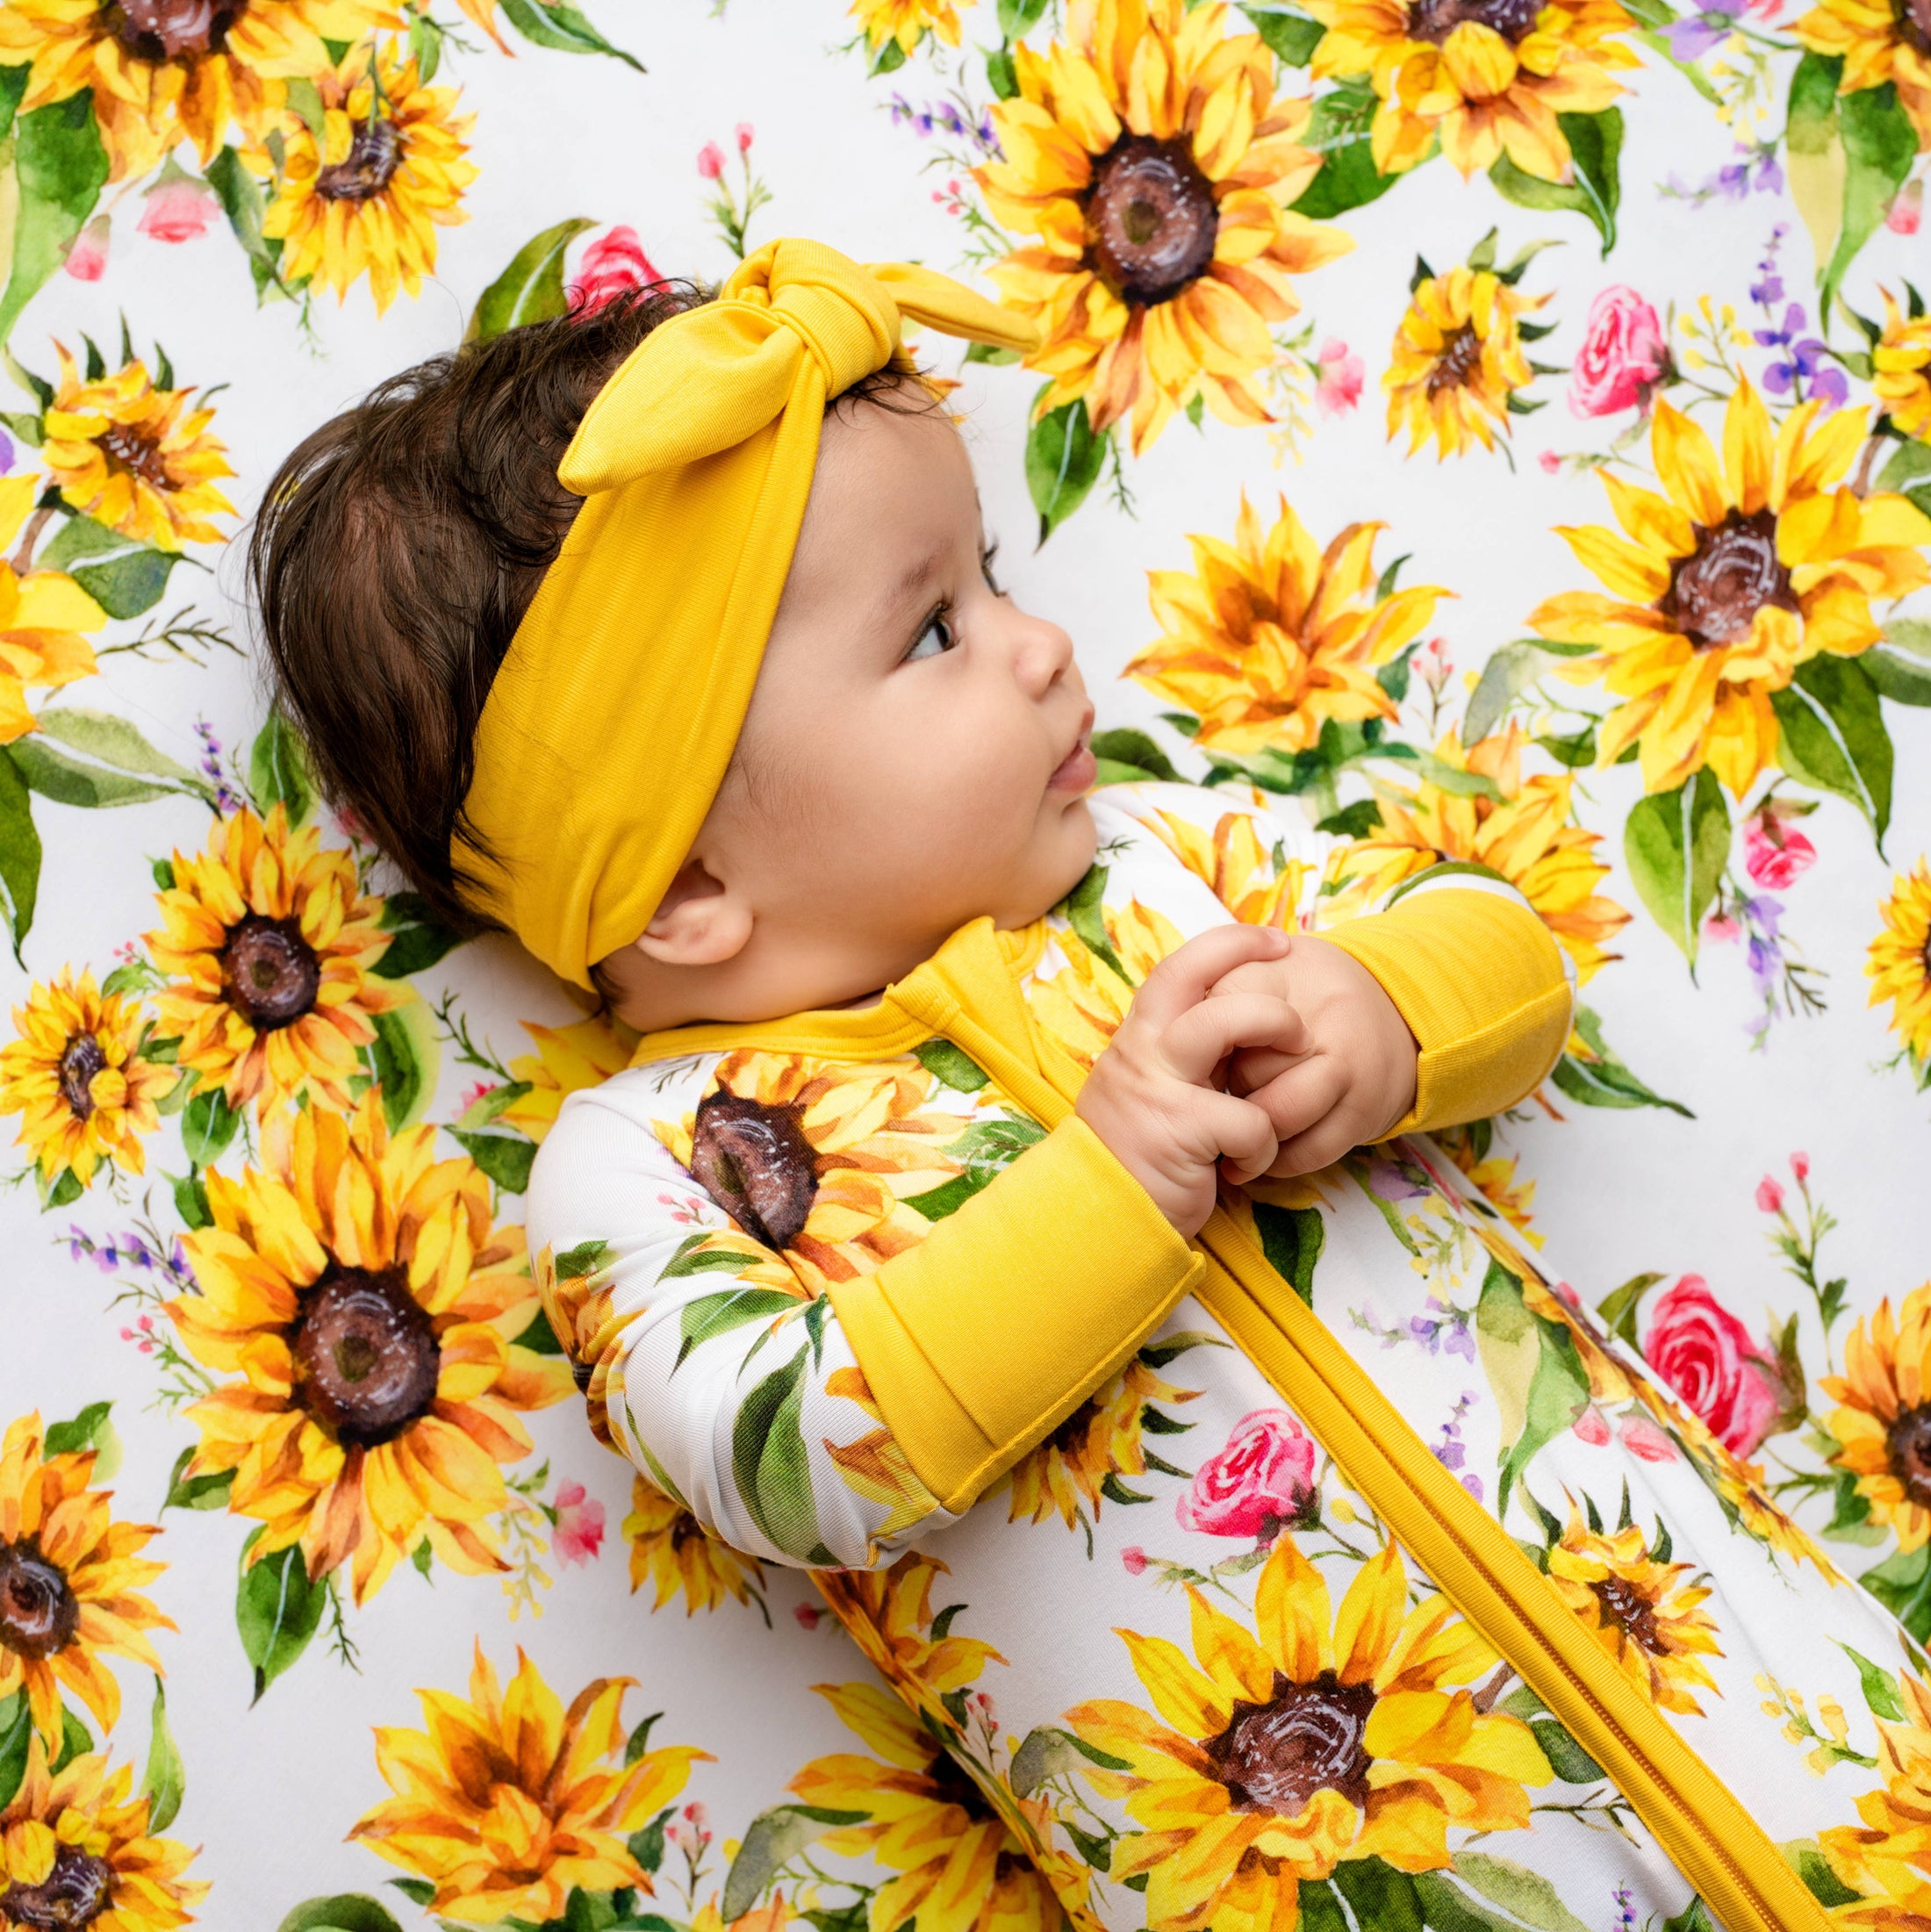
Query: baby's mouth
1048,731,1095,794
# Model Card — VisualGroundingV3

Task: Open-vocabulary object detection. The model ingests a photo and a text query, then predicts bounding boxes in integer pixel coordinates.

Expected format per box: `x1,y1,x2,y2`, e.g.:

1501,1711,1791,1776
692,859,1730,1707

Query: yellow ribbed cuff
1327,887,1572,1132
824,1117,1203,1512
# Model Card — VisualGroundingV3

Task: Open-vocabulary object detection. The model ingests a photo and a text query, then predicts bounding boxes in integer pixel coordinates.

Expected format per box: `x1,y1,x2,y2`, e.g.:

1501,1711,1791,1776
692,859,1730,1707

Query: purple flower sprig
887,92,999,156
1661,141,1784,207
1432,1391,1482,1501
193,716,244,815
1665,0,1745,59
1705,881,1827,1044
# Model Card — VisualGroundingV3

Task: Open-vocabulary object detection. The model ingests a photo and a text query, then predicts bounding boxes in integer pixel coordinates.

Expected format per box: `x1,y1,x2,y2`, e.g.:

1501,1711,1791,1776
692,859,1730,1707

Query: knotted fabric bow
461,237,1037,988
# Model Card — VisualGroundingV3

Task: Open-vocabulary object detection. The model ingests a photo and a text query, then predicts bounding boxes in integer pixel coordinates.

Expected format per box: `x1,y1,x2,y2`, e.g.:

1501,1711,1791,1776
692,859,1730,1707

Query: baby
255,241,1894,1932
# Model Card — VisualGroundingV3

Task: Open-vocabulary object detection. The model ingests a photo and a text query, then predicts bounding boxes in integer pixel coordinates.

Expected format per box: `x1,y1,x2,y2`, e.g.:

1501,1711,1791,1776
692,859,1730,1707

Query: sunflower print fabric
0,0,1927,1917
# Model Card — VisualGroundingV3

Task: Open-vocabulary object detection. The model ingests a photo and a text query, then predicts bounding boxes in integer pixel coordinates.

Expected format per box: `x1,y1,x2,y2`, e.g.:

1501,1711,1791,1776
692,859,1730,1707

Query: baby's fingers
1162,993,1303,1087
1130,924,1289,1033
1247,1058,1348,1146
1196,1091,1279,1187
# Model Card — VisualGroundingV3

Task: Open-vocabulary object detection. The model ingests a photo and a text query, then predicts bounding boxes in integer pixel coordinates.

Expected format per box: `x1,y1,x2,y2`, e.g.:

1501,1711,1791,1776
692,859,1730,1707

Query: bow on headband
460,239,1037,990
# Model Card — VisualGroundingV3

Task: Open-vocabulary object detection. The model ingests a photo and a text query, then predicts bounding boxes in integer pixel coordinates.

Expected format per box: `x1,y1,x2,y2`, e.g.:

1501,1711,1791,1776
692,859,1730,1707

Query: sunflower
258,39,477,315
1125,494,1446,758
1868,858,1931,1067
1140,801,1314,930
822,1366,944,1539
0,0,395,181
1328,726,1629,983
814,1554,1003,1738
1006,1352,1202,1528
0,971,173,1189
146,802,410,1117
0,1414,170,1748
654,1052,966,1296
1544,1508,1721,1715
167,1092,571,1603
1027,897,1186,1074
851,0,963,56
0,1738,205,1932
0,474,106,745
791,1683,1063,1932
1304,0,1637,180
350,1644,706,1923
1793,0,1931,152
1064,1538,1547,1930
1528,384,1931,797
40,348,235,554
1385,265,1547,459
624,1476,765,1616
1875,290,1931,439
1818,1285,1931,1552
1820,1666,1931,1921
1445,1140,1542,1244
973,0,1352,455
499,1012,637,1144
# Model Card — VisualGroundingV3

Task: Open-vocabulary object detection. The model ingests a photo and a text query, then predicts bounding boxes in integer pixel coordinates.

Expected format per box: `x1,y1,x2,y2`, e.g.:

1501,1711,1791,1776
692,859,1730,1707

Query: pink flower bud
1755,1176,1784,1214
1888,180,1923,237
1572,1405,1611,1445
1312,338,1363,418
697,140,727,180
138,168,219,244
1791,1151,1810,1182
736,121,755,153
64,215,110,283
1120,1545,1147,1575
793,1602,823,1630
1538,449,1561,474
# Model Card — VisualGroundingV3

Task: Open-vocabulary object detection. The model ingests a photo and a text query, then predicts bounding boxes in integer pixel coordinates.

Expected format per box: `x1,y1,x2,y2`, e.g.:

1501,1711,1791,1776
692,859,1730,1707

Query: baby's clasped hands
1073,923,1418,1237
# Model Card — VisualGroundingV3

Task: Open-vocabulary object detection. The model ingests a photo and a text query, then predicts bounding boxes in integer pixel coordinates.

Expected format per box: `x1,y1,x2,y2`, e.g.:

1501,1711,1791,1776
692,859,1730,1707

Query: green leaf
467,217,596,344
556,1238,612,1282
675,1287,800,1370
205,145,284,303
1771,655,1892,842
913,1038,990,1091
32,705,197,783
1839,1641,1906,1720
1059,862,1131,982
367,1001,441,1131
0,64,28,146
1089,726,1181,785
1241,2,1325,62
1451,1853,1591,1932
1787,54,1847,284
1317,799,1382,838
0,93,109,345
1595,1270,1665,1351
1867,649,1931,707
8,739,176,809
0,1694,29,1813
236,1533,327,1703
52,1706,89,1772
870,32,908,73
1331,1858,1424,1932
172,1171,212,1231
1476,1260,1590,1518
1550,1007,1693,1117
963,341,1020,365
182,1087,240,1167
511,1306,564,1355
731,1350,824,1562
1253,1202,1323,1306
998,0,1049,34
1412,1874,1529,1932
44,1400,114,1464
493,0,643,65
1528,1713,1605,1783
1290,80,1397,219
247,707,316,826
1622,770,1730,964
162,1445,235,1512
371,896,464,979
139,1677,184,1833
1025,393,1104,545
986,46,1019,96
40,525,179,619
1823,82,1916,320
1862,1542,1931,1641
274,1900,406,1932
1298,1883,1351,1932
456,1078,532,1129
1488,108,1620,255
1462,641,1587,746
447,1127,536,1195
1783,1842,1867,1911
0,736,42,960
723,1805,866,1919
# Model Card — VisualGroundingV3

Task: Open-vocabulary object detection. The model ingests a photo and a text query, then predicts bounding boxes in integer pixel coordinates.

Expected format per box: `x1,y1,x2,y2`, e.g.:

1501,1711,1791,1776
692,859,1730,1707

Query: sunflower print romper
528,781,1928,1932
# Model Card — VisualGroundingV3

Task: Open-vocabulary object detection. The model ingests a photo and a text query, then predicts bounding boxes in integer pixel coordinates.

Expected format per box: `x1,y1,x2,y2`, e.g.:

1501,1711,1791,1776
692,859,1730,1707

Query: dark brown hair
249,284,941,952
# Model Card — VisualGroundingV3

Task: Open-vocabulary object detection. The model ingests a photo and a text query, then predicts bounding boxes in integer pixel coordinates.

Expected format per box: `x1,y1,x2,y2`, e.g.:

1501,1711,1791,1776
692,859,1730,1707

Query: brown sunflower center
291,1267,441,1447
56,1034,107,1121
219,914,321,1031
1407,0,1544,39
0,1847,115,1931
111,0,248,61
0,1539,79,1662
1886,1404,1931,1507
1203,1669,1375,1815
1897,0,1931,58
1659,507,1797,650
97,421,172,492
923,1743,998,1823
1427,324,1485,396
1083,134,1220,308
1590,1575,1665,1654
316,119,404,203
1047,1397,1101,1456
688,1091,819,1252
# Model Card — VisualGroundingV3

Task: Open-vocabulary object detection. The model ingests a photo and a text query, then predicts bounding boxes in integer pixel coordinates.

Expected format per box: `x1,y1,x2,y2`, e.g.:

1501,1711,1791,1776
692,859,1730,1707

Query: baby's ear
631,859,753,967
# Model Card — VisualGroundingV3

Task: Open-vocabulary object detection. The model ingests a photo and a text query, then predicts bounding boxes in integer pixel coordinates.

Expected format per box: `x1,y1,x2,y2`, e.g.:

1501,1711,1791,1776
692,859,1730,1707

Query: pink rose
1572,1404,1611,1445
1743,816,1816,889
1619,1412,1679,1462
64,215,110,283
569,225,662,314
1889,180,1923,237
1568,285,1666,418
1641,1275,1784,1459
697,140,727,180
551,1479,606,1564
1313,338,1363,417
1176,1409,1316,1540
138,169,218,244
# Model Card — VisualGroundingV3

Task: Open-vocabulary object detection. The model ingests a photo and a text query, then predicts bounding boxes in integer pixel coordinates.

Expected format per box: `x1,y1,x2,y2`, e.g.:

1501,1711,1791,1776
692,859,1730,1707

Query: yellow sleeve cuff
824,1116,1204,1513
1326,886,1573,1132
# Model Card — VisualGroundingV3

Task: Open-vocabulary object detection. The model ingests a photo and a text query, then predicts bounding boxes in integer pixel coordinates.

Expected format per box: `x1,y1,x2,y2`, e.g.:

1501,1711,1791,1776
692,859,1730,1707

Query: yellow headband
459,237,1037,988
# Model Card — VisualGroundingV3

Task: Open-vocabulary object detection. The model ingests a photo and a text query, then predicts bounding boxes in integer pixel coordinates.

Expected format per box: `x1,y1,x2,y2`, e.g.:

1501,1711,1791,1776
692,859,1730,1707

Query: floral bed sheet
0,0,1927,1922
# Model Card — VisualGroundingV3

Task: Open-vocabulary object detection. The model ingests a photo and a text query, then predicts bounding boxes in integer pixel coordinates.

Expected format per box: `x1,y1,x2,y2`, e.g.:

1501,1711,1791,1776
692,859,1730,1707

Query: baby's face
626,395,1096,1023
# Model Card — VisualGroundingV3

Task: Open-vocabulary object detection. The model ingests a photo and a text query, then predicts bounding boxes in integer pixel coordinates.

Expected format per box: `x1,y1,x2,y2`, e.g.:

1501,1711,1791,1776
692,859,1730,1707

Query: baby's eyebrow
880,545,947,619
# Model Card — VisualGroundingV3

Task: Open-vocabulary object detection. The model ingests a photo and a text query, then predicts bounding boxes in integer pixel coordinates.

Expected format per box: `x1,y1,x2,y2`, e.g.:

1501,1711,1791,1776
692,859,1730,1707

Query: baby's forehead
793,401,981,582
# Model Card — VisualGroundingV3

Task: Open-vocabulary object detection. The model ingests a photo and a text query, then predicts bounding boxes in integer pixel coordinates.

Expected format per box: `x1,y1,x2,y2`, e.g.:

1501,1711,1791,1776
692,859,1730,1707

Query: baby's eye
904,611,956,663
